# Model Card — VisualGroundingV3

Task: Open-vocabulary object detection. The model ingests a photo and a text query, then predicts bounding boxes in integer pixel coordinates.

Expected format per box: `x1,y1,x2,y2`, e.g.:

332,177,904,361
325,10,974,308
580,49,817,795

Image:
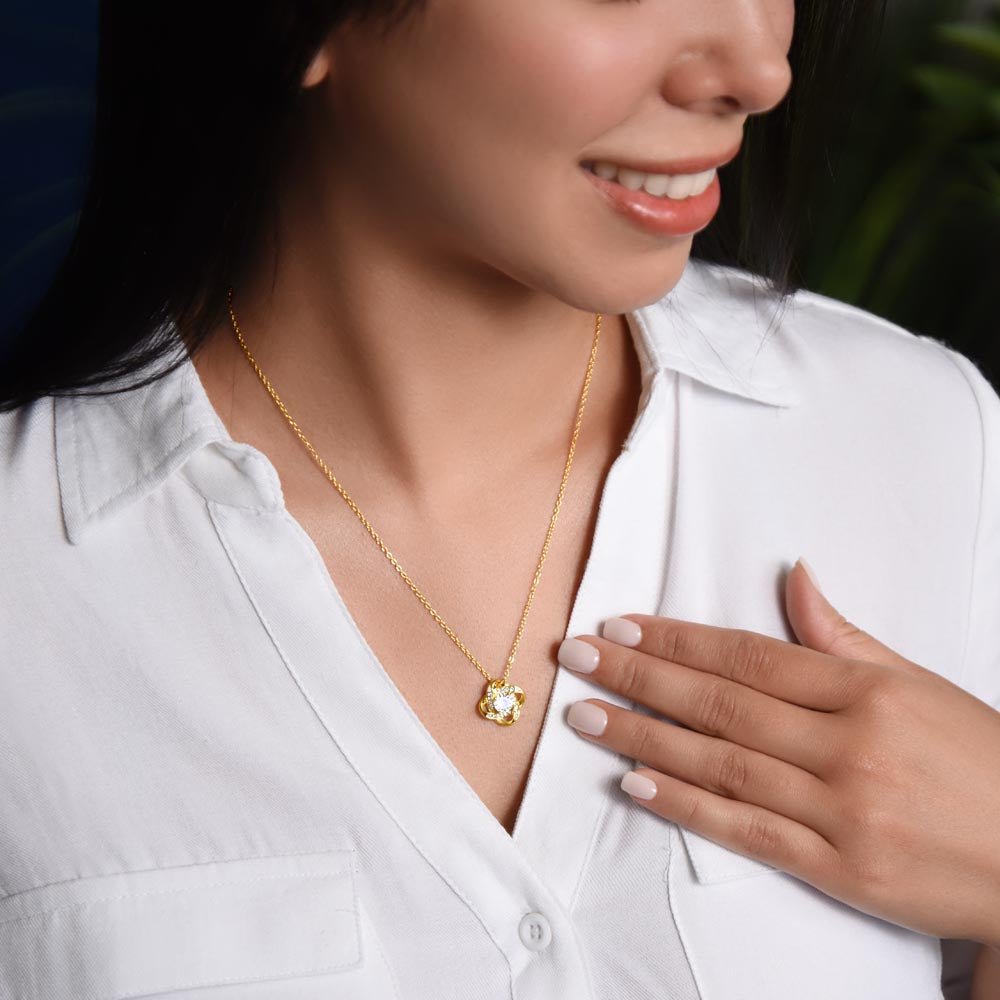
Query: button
518,911,552,951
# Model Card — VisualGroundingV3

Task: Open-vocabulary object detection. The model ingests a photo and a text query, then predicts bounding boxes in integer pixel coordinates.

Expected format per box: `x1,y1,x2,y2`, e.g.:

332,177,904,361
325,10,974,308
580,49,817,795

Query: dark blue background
2,1,96,335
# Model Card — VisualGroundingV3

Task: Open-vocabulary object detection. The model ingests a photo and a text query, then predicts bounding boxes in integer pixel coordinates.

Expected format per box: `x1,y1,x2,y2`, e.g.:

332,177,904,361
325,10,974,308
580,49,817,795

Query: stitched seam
361,902,404,1000
83,423,222,519
0,872,353,927
98,955,361,1000
664,825,705,1000
916,341,986,690
70,395,85,535
0,846,357,904
278,504,531,841
68,389,222,525
567,791,612,917
205,500,520,976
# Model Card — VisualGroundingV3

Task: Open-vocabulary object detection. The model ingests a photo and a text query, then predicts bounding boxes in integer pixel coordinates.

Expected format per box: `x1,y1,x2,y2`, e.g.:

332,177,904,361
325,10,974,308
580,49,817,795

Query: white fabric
2,258,997,999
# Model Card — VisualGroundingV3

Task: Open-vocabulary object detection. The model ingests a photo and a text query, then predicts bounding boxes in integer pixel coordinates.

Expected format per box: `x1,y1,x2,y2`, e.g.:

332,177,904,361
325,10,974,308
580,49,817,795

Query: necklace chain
225,287,601,725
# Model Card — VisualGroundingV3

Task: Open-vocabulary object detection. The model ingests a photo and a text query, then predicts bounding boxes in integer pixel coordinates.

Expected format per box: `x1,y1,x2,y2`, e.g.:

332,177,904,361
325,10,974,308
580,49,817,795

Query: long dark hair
0,0,885,413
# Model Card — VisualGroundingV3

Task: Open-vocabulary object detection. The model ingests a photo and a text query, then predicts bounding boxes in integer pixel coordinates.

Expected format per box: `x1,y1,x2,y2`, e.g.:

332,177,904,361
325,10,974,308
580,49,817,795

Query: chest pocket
0,848,364,999
676,825,782,884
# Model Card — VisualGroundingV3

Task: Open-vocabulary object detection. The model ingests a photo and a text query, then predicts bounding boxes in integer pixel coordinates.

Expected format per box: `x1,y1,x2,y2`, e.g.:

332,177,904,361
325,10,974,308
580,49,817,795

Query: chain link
225,287,601,690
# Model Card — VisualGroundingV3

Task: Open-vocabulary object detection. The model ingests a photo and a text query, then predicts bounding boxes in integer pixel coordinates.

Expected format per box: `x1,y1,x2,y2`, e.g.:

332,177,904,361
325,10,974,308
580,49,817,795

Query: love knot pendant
478,678,526,726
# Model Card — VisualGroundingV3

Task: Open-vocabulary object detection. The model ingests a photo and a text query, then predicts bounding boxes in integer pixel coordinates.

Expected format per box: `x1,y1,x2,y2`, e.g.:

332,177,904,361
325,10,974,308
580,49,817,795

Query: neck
187,155,643,517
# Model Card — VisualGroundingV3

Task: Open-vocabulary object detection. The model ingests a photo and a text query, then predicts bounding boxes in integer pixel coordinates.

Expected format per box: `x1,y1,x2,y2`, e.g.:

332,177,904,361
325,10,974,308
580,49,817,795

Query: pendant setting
478,678,526,726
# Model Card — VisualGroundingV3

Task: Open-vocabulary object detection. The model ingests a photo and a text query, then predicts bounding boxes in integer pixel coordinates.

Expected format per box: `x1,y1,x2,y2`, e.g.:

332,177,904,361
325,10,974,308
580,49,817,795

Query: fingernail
567,701,608,736
621,771,657,800
557,637,599,674
797,556,823,595
602,616,642,647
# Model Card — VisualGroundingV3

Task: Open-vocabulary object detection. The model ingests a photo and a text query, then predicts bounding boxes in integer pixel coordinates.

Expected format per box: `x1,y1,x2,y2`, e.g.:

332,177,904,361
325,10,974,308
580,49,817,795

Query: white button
518,911,552,951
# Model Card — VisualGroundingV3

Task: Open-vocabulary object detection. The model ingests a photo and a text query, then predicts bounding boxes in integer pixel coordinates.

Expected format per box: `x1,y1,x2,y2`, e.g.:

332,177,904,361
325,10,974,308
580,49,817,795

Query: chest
285,478,604,837
9,387,974,1000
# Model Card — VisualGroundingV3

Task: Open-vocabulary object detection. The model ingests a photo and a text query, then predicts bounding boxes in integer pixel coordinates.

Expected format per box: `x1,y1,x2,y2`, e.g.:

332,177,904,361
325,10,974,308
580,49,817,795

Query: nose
660,1,794,117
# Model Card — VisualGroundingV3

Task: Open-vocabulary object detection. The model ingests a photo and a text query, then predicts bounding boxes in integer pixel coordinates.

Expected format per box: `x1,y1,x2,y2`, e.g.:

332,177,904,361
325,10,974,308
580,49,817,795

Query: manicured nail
557,637,599,674
621,771,657,800
567,701,607,736
602,616,642,647
797,556,823,595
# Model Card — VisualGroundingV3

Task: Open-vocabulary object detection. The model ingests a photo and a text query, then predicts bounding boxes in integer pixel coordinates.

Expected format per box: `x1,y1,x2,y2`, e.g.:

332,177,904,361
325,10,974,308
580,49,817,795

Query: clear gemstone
494,691,516,713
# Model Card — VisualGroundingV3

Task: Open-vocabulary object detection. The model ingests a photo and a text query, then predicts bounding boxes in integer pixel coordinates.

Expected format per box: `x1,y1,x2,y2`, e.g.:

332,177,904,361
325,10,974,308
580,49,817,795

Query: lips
581,162,723,238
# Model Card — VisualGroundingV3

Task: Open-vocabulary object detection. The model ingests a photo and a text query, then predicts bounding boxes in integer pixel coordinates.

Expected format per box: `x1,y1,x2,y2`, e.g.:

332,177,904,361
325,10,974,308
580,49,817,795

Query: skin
188,0,794,861
186,0,999,988
191,0,792,515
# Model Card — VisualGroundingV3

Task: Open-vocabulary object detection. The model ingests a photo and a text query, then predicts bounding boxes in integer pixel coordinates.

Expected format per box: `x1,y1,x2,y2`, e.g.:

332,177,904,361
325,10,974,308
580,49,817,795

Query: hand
557,558,1000,950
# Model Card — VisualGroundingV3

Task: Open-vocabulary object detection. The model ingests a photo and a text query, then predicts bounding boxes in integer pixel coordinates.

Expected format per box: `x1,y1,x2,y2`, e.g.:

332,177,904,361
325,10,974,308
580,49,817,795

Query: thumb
785,558,913,668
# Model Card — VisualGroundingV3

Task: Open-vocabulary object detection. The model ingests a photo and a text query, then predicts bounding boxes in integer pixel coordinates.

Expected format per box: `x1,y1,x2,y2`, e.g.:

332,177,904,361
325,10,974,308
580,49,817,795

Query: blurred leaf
805,0,1000,374
910,64,994,110
870,180,972,315
817,142,946,301
968,138,1000,161
934,21,1000,63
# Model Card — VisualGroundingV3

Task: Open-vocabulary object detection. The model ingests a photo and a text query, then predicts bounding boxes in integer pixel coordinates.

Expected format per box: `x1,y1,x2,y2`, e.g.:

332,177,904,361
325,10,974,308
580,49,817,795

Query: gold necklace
225,287,602,726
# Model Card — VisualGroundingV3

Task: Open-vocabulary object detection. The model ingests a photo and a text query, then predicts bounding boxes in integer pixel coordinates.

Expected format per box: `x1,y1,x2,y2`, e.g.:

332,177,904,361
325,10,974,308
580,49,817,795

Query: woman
1,1,999,997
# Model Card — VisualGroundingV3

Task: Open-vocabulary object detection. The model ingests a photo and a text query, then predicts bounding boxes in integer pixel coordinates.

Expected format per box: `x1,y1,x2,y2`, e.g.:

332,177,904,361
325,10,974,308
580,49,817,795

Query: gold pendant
478,678,526,726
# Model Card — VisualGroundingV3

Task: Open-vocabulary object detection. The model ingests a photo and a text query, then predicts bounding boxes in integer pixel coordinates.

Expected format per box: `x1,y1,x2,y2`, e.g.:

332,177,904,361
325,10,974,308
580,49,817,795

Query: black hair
0,0,886,413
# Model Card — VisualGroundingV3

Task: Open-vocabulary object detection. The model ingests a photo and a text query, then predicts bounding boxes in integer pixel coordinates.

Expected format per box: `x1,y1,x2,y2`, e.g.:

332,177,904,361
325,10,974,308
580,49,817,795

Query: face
297,0,794,317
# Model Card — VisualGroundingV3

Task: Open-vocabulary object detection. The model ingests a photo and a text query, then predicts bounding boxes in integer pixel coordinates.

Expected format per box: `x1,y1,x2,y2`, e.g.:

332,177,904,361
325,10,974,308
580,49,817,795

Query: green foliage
801,1,1000,377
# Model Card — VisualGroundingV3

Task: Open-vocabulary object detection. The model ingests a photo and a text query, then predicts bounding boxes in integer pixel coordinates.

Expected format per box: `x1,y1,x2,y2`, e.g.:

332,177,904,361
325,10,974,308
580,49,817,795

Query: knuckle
695,679,744,736
709,745,750,799
835,660,876,705
840,741,891,781
841,785,912,852
618,652,650,702
843,848,894,897
739,809,784,859
829,617,865,647
651,622,688,665
729,629,775,687
679,792,706,831
846,795,894,842
860,677,909,725
625,715,655,765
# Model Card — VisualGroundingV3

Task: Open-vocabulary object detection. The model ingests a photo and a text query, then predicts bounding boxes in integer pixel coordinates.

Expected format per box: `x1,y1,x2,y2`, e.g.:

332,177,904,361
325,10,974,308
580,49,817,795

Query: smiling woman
1,2,999,999
0,0,871,409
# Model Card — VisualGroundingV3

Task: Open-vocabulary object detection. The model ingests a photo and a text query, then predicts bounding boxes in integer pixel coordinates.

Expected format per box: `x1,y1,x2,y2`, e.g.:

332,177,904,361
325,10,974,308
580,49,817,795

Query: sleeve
944,347,1000,713
933,346,1000,1000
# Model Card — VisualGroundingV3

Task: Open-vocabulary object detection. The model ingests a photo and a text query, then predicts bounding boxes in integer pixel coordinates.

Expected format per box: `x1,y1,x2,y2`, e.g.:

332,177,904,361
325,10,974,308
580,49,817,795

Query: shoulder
688,259,993,426
784,280,1000,482
788,280,979,390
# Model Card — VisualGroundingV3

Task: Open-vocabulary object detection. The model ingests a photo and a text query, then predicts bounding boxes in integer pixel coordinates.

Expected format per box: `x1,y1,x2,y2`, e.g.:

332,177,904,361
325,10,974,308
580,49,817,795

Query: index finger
611,613,870,712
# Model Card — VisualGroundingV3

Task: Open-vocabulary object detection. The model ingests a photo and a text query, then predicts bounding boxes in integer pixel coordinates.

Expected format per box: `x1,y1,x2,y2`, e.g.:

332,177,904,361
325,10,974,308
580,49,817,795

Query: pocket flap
676,826,782,884
0,849,361,999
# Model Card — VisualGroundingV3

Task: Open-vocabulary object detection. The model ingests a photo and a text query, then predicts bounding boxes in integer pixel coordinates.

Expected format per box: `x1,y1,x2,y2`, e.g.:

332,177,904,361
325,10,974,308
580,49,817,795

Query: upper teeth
586,161,717,200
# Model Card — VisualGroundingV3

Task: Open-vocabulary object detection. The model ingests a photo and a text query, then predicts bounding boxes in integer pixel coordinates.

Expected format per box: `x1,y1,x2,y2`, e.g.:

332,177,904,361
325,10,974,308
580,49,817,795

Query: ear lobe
301,47,331,89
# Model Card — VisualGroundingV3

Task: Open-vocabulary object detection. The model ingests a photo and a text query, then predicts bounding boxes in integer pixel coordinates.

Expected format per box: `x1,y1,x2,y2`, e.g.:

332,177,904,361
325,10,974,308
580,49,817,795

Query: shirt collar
55,260,799,545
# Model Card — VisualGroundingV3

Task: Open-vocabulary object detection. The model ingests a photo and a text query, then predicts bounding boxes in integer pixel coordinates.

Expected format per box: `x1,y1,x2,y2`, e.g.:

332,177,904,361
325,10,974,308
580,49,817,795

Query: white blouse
1,258,997,1000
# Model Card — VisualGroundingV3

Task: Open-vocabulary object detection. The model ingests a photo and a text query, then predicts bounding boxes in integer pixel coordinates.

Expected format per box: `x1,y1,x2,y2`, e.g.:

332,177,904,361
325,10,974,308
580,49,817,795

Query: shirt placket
192,313,673,999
